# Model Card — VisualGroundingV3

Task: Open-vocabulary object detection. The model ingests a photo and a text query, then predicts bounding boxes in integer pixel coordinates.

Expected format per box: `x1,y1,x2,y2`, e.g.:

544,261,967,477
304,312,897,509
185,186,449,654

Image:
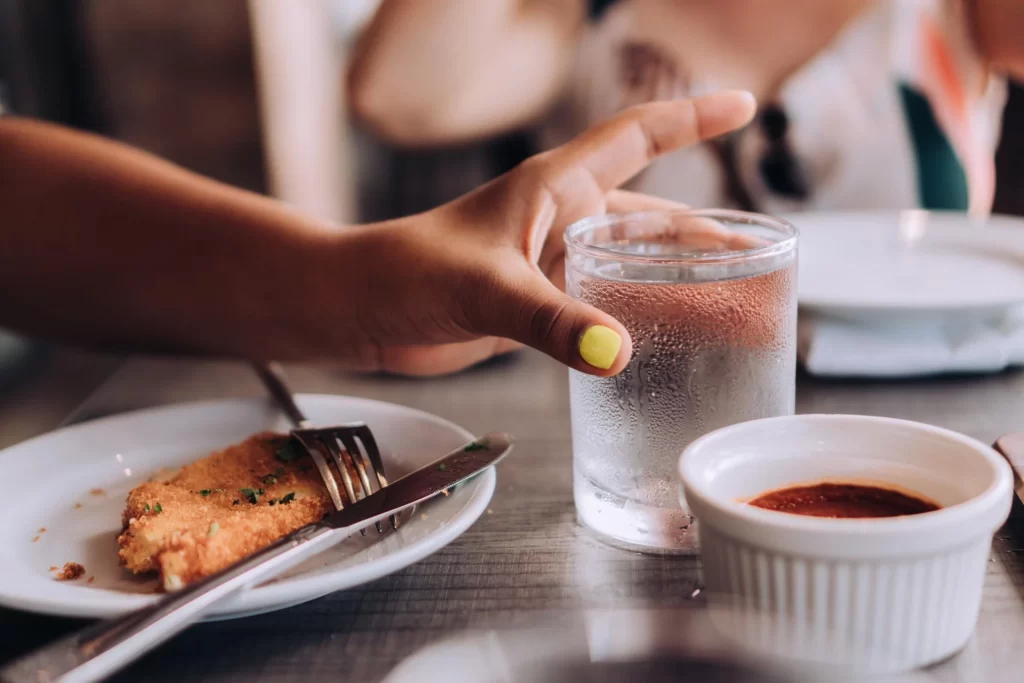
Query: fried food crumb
55,562,85,581
74,502,83,509
32,535,40,543
87,576,95,584
38,527,46,533
90,488,106,496
48,566,58,572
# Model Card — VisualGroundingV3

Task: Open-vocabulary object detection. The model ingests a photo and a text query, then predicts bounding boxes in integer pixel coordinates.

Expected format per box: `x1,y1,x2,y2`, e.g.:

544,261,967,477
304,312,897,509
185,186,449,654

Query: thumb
486,273,632,376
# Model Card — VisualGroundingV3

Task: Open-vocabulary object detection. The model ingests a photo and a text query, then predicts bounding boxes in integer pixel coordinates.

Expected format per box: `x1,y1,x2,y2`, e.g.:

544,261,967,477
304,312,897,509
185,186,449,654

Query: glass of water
565,209,798,553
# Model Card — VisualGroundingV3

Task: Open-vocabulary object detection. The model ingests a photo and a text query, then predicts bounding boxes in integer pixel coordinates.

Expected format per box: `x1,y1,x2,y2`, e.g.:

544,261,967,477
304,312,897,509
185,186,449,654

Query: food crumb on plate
420,513,428,520
74,502,83,509
38,527,46,533
32,535,40,543
48,566,58,572
89,488,106,496
55,562,85,581
87,576,95,584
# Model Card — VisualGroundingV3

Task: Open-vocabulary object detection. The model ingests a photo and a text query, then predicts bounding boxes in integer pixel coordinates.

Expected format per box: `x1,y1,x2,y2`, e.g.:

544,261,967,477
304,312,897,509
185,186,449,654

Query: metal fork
251,361,397,532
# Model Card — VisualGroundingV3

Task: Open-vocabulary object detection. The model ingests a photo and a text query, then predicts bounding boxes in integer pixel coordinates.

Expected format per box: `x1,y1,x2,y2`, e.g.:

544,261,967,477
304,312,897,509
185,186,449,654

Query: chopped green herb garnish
239,488,260,504
153,503,163,514
268,499,277,506
437,463,448,471
143,504,151,513
199,488,224,496
279,492,296,505
208,522,220,537
463,442,486,452
232,499,240,505
260,474,278,485
257,488,265,495
274,441,305,462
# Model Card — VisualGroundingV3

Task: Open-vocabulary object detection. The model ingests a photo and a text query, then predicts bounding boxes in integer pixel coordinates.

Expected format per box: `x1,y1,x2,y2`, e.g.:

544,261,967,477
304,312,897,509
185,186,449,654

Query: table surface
1,350,1023,682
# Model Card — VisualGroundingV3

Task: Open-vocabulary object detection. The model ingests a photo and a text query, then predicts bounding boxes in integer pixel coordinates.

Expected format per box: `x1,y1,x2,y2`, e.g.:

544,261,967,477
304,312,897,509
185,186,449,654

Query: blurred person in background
338,0,540,222
348,0,1024,216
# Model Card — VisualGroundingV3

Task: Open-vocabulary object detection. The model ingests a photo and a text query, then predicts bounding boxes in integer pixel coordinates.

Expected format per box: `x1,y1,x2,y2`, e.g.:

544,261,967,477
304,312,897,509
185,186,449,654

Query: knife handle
993,433,1024,505
0,525,341,683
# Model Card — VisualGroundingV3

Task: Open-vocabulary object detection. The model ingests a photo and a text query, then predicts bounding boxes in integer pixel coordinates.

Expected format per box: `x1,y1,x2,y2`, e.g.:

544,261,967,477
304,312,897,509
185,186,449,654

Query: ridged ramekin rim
678,414,1013,538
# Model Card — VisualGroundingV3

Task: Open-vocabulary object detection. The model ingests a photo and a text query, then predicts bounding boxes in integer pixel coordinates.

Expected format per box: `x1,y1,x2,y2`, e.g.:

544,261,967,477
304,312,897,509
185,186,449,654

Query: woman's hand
341,91,757,376
0,92,753,374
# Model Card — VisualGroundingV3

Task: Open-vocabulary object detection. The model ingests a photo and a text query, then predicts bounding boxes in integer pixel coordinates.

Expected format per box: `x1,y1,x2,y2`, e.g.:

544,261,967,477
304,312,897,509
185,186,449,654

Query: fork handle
251,361,312,429
0,524,343,683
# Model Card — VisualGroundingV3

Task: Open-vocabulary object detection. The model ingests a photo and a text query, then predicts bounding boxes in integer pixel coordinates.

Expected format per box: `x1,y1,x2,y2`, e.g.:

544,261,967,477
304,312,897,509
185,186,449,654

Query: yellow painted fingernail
579,325,622,370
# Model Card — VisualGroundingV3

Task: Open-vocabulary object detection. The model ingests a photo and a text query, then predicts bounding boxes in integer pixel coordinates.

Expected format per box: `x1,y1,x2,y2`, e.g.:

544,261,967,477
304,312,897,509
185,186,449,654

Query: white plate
0,395,496,620
791,211,1024,319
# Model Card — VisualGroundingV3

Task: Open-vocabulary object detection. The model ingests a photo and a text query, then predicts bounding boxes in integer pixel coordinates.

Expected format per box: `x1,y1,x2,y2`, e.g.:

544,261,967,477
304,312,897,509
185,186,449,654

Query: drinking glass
565,209,798,552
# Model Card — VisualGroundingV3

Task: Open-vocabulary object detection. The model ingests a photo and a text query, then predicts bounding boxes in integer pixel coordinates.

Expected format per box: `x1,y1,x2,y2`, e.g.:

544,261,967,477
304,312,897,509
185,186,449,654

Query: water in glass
567,211,797,552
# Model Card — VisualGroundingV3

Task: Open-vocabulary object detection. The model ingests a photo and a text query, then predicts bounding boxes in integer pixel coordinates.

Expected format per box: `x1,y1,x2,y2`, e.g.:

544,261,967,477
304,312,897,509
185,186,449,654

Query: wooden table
0,350,1022,682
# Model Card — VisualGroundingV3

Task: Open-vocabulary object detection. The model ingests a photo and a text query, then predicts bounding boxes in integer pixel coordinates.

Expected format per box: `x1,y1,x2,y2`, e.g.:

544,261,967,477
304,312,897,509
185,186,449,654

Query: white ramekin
679,414,1013,675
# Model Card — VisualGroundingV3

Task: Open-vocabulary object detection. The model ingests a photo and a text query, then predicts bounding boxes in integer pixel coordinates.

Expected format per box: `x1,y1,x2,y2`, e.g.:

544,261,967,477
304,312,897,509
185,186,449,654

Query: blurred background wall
0,0,267,191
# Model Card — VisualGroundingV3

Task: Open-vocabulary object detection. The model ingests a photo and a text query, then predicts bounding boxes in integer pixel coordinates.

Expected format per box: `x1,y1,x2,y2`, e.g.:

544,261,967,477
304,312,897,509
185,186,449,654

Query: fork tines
292,422,397,533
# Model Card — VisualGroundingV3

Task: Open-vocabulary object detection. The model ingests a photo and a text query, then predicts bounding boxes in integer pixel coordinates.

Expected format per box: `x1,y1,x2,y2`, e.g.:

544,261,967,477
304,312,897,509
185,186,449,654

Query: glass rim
563,209,798,265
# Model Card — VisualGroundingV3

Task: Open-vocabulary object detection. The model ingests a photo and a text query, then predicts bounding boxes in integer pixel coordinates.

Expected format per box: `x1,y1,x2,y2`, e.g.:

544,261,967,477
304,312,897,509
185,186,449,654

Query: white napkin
798,307,1024,377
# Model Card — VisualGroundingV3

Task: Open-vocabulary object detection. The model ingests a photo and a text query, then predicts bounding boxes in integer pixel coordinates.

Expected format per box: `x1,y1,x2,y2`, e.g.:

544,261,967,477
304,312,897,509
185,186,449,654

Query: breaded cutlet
118,432,338,590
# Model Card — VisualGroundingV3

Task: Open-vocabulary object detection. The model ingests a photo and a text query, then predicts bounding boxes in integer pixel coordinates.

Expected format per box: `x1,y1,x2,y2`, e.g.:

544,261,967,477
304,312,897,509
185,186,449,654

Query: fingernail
579,325,622,370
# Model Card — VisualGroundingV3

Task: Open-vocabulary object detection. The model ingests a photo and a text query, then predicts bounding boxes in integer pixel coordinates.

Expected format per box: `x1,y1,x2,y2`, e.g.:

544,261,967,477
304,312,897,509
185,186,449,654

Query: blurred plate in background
790,211,1024,320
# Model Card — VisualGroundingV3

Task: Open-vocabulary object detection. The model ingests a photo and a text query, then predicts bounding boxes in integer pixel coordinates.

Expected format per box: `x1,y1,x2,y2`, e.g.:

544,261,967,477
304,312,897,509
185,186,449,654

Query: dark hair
588,0,620,21
757,104,809,199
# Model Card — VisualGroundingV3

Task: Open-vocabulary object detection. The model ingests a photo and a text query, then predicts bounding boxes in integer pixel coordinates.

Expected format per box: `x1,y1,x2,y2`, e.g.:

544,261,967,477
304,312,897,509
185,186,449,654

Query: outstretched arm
0,117,361,360
0,90,757,376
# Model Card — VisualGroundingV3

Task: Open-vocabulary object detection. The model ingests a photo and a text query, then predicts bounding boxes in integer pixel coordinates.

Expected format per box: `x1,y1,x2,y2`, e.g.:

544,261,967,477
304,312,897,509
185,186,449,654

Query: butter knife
0,432,513,683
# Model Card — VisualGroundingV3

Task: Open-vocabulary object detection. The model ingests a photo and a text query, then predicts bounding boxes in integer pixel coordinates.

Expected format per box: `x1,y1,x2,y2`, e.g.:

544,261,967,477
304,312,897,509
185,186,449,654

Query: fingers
605,189,690,213
482,271,633,376
540,90,756,195
604,190,768,251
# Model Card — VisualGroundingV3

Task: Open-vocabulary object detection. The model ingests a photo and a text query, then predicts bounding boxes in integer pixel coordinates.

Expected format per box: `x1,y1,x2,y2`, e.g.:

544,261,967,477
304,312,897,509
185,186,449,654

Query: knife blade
0,432,514,683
